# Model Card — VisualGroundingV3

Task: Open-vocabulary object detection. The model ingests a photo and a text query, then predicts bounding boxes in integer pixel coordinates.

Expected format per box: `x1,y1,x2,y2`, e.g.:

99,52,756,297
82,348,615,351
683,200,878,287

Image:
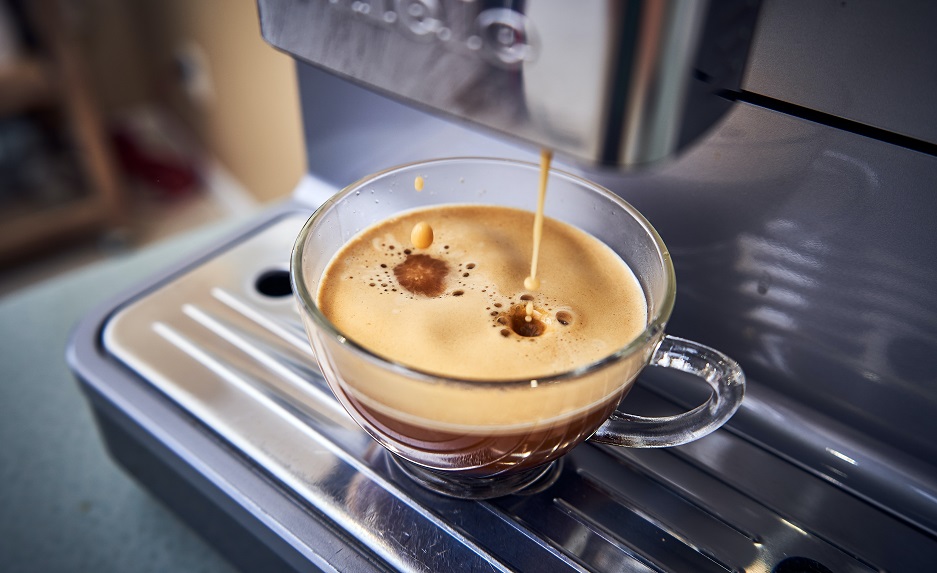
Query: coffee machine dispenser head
258,0,761,168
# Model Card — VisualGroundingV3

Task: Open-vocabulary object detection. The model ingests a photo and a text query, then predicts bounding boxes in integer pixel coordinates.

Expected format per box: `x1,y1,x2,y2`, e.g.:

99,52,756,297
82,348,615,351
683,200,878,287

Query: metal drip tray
74,207,937,572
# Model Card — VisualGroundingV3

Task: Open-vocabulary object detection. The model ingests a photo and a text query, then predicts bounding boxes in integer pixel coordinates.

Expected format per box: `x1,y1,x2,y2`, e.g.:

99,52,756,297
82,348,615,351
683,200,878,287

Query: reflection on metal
825,448,857,466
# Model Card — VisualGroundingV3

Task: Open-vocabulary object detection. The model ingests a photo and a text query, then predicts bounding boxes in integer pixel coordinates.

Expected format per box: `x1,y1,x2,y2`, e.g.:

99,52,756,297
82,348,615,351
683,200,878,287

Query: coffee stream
524,149,552,295
399,150,555,339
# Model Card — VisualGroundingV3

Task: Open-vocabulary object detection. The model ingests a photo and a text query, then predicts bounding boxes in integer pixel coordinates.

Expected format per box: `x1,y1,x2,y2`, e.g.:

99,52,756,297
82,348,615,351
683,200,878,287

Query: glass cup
291,157,745,499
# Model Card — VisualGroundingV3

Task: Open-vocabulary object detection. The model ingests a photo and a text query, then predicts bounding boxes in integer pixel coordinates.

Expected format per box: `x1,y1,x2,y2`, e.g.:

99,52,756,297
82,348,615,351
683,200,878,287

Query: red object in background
111,128,199,199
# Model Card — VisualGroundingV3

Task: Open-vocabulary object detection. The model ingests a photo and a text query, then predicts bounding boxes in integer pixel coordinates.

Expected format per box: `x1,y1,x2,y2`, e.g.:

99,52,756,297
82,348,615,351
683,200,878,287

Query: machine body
258,0,761,167
68,1,937,571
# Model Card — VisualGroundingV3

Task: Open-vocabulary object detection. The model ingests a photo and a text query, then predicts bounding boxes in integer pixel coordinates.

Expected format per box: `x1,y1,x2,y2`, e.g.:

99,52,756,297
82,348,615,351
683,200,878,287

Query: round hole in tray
773,556,834,573
255,269,292,298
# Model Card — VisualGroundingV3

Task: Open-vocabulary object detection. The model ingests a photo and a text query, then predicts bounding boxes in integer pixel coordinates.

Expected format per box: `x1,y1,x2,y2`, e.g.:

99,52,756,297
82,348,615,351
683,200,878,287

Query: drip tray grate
92,210,936,572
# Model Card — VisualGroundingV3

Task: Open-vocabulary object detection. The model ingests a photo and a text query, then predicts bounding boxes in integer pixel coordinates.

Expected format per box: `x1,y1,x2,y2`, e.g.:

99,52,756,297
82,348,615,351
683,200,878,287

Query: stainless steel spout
258,0,761,168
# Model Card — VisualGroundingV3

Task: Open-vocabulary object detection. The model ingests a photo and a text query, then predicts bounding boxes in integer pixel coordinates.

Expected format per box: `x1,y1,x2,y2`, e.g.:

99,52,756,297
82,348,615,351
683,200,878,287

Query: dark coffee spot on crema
497,304,546,338
393,254,449,297
512,313,546,337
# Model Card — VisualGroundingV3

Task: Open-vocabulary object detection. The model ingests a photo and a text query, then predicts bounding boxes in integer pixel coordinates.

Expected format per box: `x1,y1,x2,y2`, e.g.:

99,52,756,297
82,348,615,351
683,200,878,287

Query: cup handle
589,335,745,448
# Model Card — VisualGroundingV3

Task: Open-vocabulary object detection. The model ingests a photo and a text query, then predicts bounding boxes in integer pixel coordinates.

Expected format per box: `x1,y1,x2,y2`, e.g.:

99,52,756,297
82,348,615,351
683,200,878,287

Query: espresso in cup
315,204,648,474
293,157,744,497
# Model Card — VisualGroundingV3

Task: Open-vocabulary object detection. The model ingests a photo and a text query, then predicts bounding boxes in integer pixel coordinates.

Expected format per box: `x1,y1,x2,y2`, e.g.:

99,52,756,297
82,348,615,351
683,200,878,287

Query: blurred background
0,0,305,297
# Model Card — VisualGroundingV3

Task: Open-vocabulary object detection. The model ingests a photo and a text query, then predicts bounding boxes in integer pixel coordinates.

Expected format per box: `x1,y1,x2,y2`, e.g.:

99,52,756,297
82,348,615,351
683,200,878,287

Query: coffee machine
69,1,937,571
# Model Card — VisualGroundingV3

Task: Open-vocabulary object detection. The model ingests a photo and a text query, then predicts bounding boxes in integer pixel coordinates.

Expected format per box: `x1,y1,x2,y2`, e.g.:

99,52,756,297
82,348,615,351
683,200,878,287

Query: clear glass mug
291,157,745,499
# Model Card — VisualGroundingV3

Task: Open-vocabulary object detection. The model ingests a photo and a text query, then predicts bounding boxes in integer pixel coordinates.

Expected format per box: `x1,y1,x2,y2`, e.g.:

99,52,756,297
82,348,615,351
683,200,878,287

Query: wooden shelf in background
0,56,56,117
0,0,126,268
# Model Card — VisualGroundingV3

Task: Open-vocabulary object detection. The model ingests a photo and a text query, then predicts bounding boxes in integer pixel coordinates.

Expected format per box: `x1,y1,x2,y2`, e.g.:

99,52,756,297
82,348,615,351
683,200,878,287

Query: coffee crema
316,204,647,381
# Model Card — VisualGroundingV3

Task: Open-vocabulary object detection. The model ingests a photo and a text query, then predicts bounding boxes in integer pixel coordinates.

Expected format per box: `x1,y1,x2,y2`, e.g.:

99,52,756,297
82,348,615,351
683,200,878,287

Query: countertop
0,219,250,573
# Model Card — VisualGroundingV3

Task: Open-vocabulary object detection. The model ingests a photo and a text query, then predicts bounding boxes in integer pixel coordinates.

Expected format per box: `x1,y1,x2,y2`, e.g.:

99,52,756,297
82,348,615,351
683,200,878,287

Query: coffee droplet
524,276,540,290
414,176,424,191
411,221,434,249
393,254,448,296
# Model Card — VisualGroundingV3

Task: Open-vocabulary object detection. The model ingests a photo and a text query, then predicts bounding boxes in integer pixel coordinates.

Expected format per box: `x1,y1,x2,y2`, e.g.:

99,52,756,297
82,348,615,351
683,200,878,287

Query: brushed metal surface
258,0,760,168
744,0,937,145
101,212,937,572
291,60,937,538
